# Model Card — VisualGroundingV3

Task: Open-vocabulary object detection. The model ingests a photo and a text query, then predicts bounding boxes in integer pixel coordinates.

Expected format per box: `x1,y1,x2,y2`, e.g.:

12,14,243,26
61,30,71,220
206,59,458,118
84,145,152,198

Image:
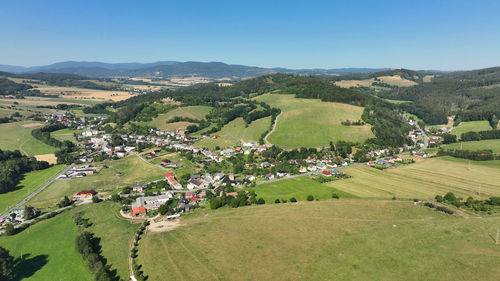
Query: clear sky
1,0,499,70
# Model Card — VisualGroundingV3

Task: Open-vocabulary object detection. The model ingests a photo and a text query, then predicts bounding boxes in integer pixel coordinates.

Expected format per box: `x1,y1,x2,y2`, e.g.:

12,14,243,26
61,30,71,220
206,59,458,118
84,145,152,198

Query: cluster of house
58,165,102,179
1,207,40,225
367,156,403,167
45,112,107,129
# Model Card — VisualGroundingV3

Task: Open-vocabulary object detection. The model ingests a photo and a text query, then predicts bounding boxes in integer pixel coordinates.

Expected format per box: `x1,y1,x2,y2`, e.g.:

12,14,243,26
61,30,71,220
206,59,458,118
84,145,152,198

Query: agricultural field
79,201,139,280
137,199,500,281
33,84,133,101
0,165,65,213
451,121,492,138
253,176,356,202
0,211,93,280
143,105,212,131
325,157,500,199
0,121,57,156
27,155,166,208
254,94,374,148
195,117,271,150
442,139,500,154
334,75,418,89
51,128,83,142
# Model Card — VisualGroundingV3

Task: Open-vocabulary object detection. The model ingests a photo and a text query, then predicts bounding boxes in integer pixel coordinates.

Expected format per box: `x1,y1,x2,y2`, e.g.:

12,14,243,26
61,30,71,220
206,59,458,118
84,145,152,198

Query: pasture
326,157,500,199
196,117,271,149
51,128,82,142
144,105,211,131
28,155,166,208
138,199,500,281
0,165,65,214
253,176,356,202
254,94,373,148
442,139,500,154
0,211,93,280
452,121,492,138
79,201,139,280
0,121,57,156
34,84,133,101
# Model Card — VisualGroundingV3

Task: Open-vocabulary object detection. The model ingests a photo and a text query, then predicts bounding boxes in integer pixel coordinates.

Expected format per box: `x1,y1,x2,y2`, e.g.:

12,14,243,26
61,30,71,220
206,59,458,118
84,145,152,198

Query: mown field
28,155,166,208
451,121,492,138
138,199,500,281
0,210,93,280
326,157,500,199
148,152,200,178
254,94,374,148
196,117,271,150
442,139,500,154
144,105,212,131
0,121,57,156
0,165,65,213
253,176,356,202
79,201,139,280
51,128,82,142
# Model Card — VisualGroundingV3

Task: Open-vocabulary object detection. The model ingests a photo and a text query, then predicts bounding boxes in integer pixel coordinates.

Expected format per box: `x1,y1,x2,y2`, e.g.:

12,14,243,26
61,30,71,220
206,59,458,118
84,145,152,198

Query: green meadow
442,139,500,154
0,122,57,156
451,121,492,139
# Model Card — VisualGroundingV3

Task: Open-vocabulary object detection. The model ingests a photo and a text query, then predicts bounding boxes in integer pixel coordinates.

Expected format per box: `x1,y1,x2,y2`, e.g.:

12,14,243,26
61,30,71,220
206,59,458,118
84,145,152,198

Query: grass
51,128,83,142
195,117,271,150
442,139,500,154
79,201,139,280
452,121,493,138
144,105,212,131
325,157,500,199
253,176,356,202
138,199,500,281
0,121,58,156
0,165,65,213
0,210,93,280
148,152,200,178
254,94,374,148
28,155,166,208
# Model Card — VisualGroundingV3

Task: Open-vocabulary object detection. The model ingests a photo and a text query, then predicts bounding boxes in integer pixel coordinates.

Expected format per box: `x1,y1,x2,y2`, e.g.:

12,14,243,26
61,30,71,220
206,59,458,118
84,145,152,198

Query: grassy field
51,128,82,142
0,210,93,280
0,165,65,213
0,121,58,156
442,139,500,154
253,176,356,202
326,157,500,199
452,121,492,138
196,117,271,150
254,94,374,148
79,201,139,280
138,199,500,281
148,152,200,178
28,155,166,207
144,105,211,131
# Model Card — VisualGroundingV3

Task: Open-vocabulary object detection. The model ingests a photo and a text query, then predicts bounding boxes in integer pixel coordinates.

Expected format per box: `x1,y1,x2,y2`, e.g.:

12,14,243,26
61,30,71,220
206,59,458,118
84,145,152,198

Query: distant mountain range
0,61,392,79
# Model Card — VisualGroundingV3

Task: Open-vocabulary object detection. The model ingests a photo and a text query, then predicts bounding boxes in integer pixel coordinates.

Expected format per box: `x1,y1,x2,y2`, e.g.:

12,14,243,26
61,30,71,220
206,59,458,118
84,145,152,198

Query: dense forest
0,149,50,194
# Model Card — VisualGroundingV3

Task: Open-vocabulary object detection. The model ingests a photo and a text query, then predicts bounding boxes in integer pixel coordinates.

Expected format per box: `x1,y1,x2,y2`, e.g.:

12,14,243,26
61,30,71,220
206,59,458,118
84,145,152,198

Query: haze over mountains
0,61,391,79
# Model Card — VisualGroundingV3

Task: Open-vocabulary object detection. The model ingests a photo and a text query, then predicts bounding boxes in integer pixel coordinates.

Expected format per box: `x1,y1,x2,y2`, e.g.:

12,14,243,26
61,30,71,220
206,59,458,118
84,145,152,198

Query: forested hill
434,67,500,81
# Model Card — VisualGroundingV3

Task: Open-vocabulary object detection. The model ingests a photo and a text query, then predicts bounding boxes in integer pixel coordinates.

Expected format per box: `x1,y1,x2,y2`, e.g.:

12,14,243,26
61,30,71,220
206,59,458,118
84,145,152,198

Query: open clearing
0,165,65,213
195,117,271,150
452,121,492,138
143,105,212,131
335,75,418,88
326,157,500,199
28,155,166,208
79,201,139,280
254,94,373,148
442,139,500,154
0,210,93,280
253,176,356,202
138,199,500,281
34,153,57,164
0,121,58,156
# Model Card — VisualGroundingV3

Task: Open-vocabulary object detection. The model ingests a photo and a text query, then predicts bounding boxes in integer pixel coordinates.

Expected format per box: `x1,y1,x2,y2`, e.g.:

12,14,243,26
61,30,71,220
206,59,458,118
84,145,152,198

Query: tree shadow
13,253,49,280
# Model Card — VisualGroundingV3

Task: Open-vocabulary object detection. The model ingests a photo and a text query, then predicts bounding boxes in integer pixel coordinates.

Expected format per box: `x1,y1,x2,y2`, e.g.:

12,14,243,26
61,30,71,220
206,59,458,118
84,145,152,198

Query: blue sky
1,0,499,70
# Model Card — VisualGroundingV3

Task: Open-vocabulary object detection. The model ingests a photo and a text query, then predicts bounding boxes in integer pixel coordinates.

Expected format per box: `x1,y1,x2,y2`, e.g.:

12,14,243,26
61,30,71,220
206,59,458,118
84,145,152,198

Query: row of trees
461,129,500,142
31,124,77,164
0,149,50,193
437,149,496,161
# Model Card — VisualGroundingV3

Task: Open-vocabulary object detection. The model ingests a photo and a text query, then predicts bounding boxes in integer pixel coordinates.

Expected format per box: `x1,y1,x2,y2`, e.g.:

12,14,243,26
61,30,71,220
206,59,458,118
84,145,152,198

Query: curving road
264,112,282,146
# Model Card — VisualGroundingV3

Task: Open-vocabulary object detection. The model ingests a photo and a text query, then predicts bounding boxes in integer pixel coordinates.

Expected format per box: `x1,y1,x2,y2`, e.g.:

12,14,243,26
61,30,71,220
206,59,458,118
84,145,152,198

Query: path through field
264,112,282,145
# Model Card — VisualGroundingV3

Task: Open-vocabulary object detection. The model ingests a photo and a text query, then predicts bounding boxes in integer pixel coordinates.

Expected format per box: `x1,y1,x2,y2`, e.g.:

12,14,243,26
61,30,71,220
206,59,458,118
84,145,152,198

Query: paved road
264,112,282,146
414,121,429,149
0,164,73,220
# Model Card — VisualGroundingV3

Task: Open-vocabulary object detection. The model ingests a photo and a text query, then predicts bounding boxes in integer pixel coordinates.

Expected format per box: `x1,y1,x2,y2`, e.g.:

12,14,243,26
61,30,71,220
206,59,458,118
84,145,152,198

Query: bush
332,193,339,199
392,196,396,200
435,195,443,202
256,198,265,204
290,197,297,202
307,195,314,201
274,199,281,204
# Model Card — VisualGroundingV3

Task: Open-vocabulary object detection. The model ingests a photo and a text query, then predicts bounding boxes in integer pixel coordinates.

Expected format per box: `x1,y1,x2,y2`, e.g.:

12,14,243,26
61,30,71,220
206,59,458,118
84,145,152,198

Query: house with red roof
132,206,146,216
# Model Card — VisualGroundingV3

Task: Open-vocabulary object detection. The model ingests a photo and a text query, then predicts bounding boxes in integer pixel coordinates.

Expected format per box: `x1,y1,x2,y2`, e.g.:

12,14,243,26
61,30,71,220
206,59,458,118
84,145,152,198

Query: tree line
0,149,50,193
